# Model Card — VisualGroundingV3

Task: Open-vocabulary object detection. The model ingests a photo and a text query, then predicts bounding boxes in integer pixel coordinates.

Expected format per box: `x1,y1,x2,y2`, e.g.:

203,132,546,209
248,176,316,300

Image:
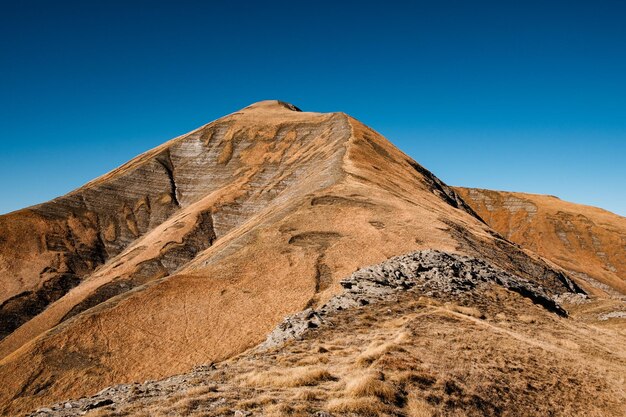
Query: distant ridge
455,187,626,297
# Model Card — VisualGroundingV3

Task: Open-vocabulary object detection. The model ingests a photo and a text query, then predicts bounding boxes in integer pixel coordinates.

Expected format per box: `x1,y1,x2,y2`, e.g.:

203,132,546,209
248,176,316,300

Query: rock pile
261,250,571,349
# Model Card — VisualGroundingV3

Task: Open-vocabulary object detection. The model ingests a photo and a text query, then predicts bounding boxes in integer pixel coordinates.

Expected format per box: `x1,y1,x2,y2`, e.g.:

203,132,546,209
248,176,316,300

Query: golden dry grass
406,392,435,417
455,187,626,297
262,402,311,417
344,371,397,402
2,100,505,415
243,366,334,388
355,342,395,366
170,396,203,415
292,389,323,401
326,397,387,416
446,303,484,319
4,101,613,417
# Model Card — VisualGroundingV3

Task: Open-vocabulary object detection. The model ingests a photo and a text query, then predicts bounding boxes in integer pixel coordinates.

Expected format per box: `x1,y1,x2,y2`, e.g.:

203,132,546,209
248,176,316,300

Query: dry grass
518,314,537,323
455,186,626,299
263,402,312,417
183,385,218,396
243,366,334,388
446,303,484,319
170,397,203,415
356,331,409,366
235,394,276,410
165,385,218,406
295,355,329,365
406,392,434,417
327,397,387,416
293,389,324,401
356,342,395,366
53,288,626,417
394,370,438,387
344,371,397,402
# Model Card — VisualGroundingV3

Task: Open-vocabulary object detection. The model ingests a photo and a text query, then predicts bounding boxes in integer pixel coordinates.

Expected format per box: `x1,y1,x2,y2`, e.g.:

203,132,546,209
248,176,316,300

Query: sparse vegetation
20,285,626,417
406,392,435,417
446,303,484,319
356,342,395,366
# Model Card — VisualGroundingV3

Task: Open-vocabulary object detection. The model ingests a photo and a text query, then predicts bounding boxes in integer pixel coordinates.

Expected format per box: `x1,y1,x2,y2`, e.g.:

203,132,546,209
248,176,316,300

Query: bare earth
0,101,624,416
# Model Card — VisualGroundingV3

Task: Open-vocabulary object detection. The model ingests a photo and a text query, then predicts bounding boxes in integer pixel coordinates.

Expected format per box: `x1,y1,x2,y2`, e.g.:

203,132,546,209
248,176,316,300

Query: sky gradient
1,1,625,215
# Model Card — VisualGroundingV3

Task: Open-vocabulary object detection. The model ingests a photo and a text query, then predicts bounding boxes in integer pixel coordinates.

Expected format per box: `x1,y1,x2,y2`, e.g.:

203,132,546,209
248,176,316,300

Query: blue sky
1,1,625,216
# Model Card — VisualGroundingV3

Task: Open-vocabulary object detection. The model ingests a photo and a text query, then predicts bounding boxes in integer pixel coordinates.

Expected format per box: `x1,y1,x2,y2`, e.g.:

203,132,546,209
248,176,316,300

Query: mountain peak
241,100,302,113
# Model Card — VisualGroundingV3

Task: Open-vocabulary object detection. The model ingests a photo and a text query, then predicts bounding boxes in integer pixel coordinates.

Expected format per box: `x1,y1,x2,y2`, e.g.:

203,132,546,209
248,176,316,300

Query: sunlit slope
455,187,626,297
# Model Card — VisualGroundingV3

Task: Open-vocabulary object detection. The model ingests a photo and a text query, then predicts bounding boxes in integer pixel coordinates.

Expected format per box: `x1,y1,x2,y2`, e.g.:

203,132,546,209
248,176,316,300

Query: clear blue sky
1,1,625,216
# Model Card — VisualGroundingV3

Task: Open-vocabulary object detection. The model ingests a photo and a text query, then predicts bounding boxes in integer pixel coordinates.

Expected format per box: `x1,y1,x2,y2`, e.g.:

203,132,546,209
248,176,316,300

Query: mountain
0,101,623,416
454,188,626,298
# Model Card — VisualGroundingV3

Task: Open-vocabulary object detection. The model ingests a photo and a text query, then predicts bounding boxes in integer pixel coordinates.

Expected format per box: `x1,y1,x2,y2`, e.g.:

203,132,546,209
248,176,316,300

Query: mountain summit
0,102,623,416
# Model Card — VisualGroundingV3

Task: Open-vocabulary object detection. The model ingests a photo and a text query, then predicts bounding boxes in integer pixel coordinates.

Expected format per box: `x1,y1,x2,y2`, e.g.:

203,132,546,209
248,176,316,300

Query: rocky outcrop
261,250,574,349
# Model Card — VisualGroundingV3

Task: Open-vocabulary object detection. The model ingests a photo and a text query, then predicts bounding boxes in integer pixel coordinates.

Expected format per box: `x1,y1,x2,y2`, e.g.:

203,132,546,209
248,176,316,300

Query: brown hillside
0,102,585,415
19,251,626,417
454,188,626,297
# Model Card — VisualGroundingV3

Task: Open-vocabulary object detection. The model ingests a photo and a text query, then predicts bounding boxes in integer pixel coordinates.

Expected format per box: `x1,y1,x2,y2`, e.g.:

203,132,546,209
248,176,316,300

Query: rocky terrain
260,250,574,350
0,101,624,416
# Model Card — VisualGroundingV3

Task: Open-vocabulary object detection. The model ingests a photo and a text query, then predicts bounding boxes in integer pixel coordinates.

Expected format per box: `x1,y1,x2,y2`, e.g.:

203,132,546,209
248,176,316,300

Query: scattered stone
83,399,114,411
598,311,626,321
260,309,324,348
553,292,590,305
193,362,216,373
24,249,582,417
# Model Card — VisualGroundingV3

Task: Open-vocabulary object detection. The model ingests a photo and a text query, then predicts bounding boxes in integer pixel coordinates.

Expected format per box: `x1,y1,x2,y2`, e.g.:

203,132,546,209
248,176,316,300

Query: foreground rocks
261,250,576,349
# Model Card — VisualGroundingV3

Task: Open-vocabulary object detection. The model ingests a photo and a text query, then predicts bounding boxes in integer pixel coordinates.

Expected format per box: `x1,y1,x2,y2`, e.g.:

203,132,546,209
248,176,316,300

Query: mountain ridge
455,187,626,298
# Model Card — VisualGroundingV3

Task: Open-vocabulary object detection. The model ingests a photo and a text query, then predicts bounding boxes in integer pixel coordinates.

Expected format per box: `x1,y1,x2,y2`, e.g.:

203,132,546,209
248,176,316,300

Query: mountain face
0,101,622,416
454,188,626,298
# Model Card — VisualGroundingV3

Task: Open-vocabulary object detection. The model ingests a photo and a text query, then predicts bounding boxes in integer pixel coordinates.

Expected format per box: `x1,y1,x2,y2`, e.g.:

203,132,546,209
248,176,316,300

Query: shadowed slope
455,188,626,297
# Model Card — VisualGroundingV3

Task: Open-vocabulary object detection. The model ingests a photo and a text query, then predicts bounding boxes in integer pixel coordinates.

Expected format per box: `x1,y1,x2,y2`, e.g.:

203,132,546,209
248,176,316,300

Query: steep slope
454,188,626,297
0,102,583,415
